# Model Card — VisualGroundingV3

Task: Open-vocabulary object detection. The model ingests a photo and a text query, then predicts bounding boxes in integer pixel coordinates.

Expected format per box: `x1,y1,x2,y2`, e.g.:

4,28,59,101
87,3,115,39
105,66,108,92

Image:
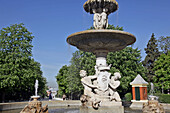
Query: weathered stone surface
142,100,165,113
20,97,48,113
80,68,122,109
83,0,118,14
67,30,136,53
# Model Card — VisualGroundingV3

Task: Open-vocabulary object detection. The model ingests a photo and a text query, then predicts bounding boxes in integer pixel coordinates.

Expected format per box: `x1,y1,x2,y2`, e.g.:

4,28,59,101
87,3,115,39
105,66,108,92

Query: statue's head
80,70,87,78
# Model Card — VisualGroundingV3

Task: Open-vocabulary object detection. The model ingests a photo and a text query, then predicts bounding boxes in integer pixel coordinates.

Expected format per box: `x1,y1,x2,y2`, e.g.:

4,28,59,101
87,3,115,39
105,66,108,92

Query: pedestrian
62,94,66,101
49,90,52,101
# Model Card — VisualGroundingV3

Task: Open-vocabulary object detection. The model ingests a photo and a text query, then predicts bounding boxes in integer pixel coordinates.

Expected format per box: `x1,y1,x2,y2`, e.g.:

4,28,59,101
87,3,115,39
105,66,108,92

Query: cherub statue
80,70,98,96
109,72,121,101
93,8,108,29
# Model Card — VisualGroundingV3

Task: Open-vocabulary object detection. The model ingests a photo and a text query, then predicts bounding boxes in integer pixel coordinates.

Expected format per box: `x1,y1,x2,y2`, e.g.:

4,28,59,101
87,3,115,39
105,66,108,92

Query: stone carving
142,100,165,113
20,100,48,113
109,72,121,102
93,9,108,29
142,82,165,113
80,66,121,109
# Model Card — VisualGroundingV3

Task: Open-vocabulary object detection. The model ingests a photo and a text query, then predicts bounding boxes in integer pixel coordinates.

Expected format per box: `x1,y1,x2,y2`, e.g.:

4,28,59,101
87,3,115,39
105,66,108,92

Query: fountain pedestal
20,96,48,113
142,99,165,113
28,96,42,110
67,0,136,113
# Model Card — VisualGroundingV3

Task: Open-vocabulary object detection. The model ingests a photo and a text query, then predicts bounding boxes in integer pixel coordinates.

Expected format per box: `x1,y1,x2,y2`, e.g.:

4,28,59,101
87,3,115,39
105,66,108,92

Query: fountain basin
83,0,118,14
67,30,136,53
31,95,40,101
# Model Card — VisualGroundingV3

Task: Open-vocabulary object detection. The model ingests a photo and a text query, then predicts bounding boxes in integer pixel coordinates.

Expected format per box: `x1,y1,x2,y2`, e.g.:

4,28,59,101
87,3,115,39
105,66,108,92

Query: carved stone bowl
31,96,40,101
67,30,136,53
84,0,118,14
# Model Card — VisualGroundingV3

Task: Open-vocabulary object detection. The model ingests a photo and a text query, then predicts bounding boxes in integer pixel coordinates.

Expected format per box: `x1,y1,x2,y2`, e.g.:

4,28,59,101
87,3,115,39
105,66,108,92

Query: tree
158,36,170,54
107,47,146,96
56,51,96,99
142,33,160,82
0,23,47,102
56,65,69,97
89,24,123,31
153,52,170,93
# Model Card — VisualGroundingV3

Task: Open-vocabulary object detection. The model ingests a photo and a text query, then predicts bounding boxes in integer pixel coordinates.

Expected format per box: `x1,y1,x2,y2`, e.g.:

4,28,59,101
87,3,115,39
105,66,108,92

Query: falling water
35,79,38,96
116,10,119,26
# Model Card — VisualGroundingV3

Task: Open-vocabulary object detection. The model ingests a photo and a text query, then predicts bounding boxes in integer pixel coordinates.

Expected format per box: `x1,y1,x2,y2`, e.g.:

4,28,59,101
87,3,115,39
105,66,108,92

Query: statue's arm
81,79,97,89
88,75,97,79
109,81,120,89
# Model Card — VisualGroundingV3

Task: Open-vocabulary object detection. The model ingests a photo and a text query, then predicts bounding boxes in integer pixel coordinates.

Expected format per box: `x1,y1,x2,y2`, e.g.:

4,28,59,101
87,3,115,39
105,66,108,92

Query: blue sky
0,0,170,88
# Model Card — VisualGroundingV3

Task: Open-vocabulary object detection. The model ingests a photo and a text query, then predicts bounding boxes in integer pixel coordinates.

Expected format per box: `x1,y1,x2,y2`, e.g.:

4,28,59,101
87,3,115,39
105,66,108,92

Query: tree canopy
0,23,47,102
153,52,170,93
107,47,146,96
158,36,170,54
142,33,160,82
56,51,96,99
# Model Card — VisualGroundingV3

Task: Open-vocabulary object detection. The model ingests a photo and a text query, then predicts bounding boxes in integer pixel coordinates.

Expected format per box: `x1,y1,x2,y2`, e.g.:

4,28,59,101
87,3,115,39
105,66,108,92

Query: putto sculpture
84,0,118,29
67,0,136,112
80,69,122,108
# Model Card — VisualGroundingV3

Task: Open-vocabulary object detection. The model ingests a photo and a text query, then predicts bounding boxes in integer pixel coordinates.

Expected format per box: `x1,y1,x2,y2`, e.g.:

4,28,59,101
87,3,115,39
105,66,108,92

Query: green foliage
56,65,69,96
56,51,96,99
153,52,170,93
124,93,132,102
107,47,146,96
142,33,160,82
158,36,170,54
107,24,124,31
88,24,123,31
0,23,47,102
155,93,170,103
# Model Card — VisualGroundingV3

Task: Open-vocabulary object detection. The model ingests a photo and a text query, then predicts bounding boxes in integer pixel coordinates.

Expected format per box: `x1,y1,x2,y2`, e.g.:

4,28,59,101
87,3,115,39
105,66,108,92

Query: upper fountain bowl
84,0,118,14
67,29,136,53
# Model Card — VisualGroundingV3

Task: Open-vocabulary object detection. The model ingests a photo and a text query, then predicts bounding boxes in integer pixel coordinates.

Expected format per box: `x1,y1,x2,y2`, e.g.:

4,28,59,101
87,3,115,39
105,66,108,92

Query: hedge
155,93,170,103
124,93,132,102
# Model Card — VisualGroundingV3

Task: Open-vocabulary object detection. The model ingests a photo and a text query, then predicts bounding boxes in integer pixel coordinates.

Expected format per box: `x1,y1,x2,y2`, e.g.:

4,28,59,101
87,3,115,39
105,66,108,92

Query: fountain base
142,100,165,113
20,96,48,113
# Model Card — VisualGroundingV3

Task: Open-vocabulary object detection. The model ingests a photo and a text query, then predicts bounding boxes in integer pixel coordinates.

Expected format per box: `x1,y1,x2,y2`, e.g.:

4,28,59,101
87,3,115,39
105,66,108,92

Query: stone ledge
0,100,81,111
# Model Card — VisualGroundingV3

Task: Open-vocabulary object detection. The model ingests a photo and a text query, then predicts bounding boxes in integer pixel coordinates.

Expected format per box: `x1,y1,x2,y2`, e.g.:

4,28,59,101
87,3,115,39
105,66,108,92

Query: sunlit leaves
0,23,46,101
153,53,170,93
107,47,146,96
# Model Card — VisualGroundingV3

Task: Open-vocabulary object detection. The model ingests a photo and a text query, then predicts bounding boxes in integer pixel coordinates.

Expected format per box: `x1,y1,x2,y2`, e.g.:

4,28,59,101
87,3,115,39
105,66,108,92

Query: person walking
49,90,52,101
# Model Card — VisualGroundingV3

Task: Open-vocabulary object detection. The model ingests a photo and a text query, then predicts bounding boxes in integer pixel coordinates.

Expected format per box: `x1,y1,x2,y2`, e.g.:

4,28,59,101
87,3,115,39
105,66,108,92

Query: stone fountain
20,80,48,113
142,83,165,113
67,0,136,113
